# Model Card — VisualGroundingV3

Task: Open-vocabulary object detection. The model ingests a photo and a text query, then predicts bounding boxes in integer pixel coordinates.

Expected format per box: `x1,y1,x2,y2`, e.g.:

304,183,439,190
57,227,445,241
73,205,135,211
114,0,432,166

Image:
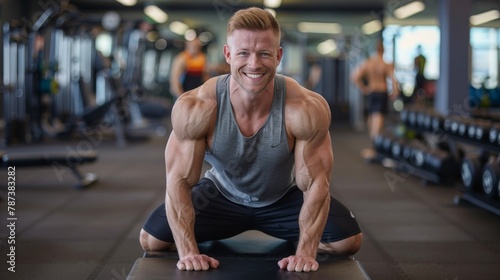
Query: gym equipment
401,108,445,134
481,160,500,199
457,118,472,138
0,149,98,188
127,257,369,280
400,108,410,125
478,121,493,143
409,143,426,168
447,116,466,136
402,142,459,185
391,138,405,159
468,119,492,143
3,21,29,145
58,96,120,139
127,233,370,280
460,153,489,192
373,134,397,157
430,113,444,133
488,124,500,146
423,149,459,183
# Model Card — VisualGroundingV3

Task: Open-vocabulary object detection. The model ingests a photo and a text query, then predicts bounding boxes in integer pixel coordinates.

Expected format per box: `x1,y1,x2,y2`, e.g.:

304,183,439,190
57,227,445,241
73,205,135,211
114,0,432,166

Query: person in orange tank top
170,37,209,99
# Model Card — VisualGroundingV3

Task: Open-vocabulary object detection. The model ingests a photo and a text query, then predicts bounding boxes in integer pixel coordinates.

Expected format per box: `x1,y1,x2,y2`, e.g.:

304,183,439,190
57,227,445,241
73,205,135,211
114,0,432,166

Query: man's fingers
208,257,220,269
277,255,319,272
277,258,289,270
177,255,219,271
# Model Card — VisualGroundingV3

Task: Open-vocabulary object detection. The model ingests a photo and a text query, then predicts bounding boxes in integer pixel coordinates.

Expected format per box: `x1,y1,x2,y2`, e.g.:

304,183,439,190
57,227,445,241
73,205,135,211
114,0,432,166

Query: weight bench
127,231,370,280
1,150,98,189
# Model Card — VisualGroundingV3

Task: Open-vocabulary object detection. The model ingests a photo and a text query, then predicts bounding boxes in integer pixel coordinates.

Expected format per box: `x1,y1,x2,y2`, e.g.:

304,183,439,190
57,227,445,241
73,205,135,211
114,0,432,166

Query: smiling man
139,7,362,272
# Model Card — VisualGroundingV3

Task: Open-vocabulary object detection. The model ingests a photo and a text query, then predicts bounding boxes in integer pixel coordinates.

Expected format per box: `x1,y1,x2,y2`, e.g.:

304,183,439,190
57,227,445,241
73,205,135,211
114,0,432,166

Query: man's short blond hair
227,7,280,39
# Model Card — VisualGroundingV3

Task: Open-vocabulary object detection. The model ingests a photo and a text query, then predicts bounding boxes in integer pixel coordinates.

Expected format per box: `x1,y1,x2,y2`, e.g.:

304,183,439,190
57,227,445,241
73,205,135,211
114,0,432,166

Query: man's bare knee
319,233,363,256
140,229,176,251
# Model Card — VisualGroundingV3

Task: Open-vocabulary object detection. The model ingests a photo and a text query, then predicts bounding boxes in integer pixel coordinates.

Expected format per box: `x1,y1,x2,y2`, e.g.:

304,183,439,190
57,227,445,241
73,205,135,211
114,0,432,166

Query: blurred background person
169,36,209,98
413,44,427,106
351,41,399,160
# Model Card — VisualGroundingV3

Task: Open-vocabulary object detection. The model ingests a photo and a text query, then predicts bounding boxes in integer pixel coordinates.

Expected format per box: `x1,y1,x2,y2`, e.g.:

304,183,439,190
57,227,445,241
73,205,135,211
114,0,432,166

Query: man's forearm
296,184,331,258
165,185,199,258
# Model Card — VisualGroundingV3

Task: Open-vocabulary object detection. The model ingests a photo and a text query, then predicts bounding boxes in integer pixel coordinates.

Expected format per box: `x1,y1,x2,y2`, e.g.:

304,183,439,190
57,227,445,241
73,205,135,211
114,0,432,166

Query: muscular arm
164,89,218,270
295,127,332,259
279,86,333,272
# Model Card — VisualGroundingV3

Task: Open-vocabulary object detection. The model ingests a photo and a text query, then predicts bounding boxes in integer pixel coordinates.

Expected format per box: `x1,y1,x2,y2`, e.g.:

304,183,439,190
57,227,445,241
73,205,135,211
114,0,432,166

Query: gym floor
1,121,500,280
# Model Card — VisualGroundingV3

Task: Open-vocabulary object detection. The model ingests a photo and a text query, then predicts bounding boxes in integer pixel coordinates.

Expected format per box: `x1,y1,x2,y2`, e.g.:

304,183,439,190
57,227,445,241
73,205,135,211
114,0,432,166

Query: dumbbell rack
445,134,500,216
401,107,500,216
371,133,458,186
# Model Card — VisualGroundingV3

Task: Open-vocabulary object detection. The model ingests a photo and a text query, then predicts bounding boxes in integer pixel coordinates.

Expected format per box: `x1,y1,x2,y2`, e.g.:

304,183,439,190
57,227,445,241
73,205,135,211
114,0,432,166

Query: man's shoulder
171,79,218,140
283,76,330,132
173,78,218,117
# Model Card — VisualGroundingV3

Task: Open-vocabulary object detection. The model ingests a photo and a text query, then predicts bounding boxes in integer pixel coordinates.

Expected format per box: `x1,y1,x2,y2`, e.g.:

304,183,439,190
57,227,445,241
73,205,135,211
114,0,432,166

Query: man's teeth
247,73,263,79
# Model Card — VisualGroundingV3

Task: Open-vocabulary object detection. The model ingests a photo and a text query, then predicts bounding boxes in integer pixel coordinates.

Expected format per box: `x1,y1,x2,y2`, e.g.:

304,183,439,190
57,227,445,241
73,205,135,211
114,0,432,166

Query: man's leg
370,112,384,140
318,233,363,256
317,195,363,256
139,178,251,252
140,229,176,251
254,188,362,257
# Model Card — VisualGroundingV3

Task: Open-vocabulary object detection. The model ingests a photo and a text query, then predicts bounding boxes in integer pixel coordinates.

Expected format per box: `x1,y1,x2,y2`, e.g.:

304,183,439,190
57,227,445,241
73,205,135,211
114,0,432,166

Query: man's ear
277,47,283,63
223,44,231,64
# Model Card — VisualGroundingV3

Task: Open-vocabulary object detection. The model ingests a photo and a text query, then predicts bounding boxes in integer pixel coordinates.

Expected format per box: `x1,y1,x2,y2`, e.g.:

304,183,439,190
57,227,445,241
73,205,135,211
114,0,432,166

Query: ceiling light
394,1,425,19
470,10,500,25
265,8,276,18
264,0,282,9
169,21,189,35
184,29,197,41
144,5,168,24
116,0,137,6
317,39,337,55
199,31,213,43
297,22,342,34
362,20,383,35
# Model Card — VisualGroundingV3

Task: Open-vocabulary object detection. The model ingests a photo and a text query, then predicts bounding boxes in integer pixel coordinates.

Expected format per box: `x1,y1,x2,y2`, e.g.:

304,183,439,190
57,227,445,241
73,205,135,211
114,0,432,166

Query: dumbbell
391,138,405,159
400,109,410,125
488,124,500,146
444,116,464,135
424,149,459,181
409,142,428,168
407,109,418,128
481,159,500,200
430,114,444,133
469,119,492,143
460,153,489,192
465,119,487,139
457,118,473,138
423,110,438,131
416,110,427,129
373,134,394,156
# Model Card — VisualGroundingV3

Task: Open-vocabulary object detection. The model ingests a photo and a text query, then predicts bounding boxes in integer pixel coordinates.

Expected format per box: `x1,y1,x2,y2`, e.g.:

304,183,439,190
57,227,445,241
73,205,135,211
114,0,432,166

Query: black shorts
367,91,389,115
142,178,361,243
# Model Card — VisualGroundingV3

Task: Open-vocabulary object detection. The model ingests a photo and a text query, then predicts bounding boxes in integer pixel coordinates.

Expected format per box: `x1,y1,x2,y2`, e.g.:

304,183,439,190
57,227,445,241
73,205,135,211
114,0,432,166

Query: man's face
224,29,282,95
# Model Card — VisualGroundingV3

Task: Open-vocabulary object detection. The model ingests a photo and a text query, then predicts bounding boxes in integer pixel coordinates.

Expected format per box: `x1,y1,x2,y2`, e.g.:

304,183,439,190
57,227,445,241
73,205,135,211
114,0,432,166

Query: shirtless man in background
351,41,399,159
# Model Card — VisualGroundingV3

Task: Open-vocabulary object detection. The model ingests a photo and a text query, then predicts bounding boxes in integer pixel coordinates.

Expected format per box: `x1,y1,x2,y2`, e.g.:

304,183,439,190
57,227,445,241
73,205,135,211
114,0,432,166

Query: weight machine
2,5,99,188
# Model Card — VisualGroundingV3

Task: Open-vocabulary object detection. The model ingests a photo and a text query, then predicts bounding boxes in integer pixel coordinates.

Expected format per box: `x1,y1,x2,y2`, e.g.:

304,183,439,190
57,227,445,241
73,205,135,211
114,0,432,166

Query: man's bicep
165,131,206,189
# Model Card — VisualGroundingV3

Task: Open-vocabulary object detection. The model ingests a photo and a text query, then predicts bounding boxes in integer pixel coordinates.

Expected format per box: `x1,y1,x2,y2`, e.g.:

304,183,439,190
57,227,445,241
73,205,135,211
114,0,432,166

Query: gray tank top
204,74,295,207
